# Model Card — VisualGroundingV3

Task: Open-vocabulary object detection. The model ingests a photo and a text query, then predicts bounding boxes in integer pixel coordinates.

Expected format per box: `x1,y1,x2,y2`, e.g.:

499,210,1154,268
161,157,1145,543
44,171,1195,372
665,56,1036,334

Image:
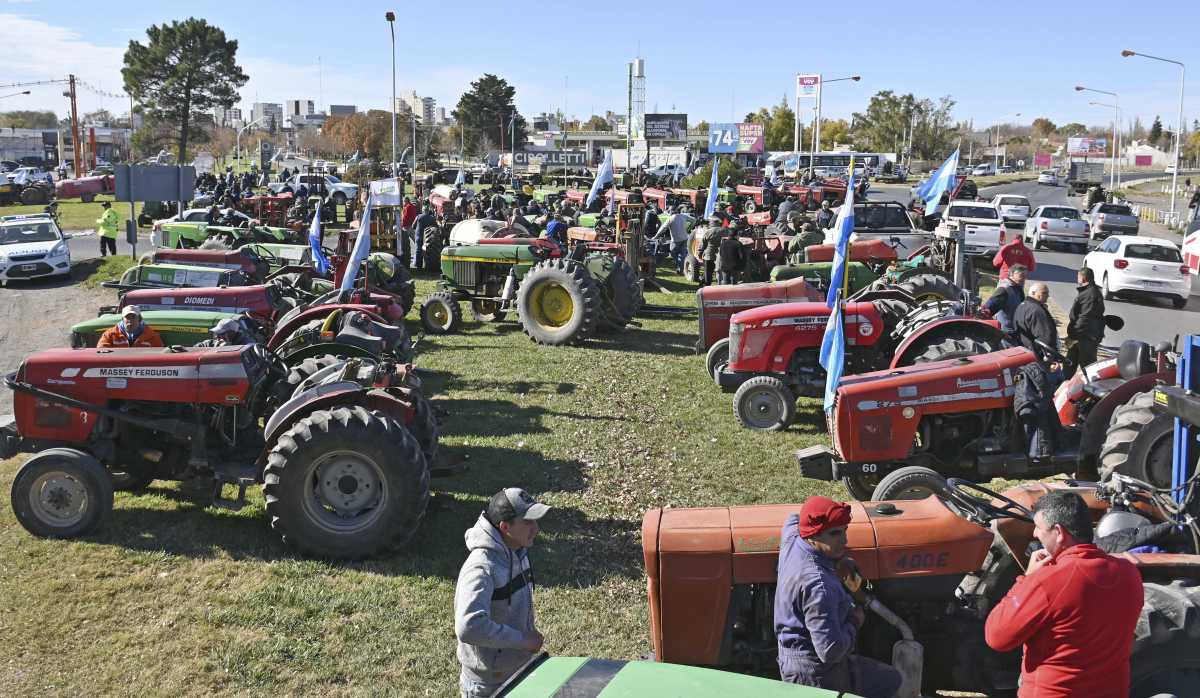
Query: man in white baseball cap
97,306,164,348
454,488,550,697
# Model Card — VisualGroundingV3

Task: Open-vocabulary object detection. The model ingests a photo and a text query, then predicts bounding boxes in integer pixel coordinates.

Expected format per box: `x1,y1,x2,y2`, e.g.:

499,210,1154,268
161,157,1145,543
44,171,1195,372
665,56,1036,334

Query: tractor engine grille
453,260,479,288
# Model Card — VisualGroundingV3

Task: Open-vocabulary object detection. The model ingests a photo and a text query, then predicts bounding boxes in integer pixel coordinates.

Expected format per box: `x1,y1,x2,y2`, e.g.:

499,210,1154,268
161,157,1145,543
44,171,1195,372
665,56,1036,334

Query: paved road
871,175,1198,350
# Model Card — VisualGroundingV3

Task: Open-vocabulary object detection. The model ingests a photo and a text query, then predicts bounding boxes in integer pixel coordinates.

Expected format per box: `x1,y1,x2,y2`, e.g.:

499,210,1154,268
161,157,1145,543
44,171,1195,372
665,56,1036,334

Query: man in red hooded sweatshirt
985,491,1142,697
993,235,1036,280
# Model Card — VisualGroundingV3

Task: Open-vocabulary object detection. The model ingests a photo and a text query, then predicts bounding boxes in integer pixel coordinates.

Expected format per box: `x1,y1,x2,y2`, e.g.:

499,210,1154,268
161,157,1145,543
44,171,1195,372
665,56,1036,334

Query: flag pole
841,154,855,303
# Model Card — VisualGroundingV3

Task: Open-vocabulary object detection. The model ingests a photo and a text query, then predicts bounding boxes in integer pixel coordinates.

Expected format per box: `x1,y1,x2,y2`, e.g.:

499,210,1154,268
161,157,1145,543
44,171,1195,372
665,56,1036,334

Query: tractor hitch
794,445,836,481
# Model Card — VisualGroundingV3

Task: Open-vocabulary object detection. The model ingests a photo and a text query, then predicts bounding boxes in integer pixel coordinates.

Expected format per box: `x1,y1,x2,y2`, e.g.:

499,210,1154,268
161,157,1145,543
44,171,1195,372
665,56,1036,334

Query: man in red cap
774,495,901,697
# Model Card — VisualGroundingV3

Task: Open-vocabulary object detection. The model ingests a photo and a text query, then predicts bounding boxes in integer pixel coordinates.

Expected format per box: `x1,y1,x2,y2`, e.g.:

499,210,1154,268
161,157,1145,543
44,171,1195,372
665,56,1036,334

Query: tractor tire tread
517,258,601,345
1098,391,1170,487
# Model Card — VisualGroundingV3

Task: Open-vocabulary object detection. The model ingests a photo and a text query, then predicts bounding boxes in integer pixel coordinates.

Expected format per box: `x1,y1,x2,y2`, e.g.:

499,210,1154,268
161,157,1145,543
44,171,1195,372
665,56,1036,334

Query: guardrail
1131,204,1183,229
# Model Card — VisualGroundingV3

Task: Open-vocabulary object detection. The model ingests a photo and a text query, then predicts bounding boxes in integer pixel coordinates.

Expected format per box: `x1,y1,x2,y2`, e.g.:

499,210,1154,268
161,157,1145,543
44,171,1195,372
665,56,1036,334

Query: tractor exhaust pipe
866,596,923,698
500,268,517,305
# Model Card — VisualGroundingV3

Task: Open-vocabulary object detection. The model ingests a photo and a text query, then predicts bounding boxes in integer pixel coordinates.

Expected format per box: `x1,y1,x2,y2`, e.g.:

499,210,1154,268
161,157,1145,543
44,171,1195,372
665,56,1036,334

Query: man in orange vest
97,306,164,348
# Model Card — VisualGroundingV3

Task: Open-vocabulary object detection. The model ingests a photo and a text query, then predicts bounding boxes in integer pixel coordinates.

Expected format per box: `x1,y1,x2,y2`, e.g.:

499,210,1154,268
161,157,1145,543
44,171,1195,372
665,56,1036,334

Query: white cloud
0,14,126,115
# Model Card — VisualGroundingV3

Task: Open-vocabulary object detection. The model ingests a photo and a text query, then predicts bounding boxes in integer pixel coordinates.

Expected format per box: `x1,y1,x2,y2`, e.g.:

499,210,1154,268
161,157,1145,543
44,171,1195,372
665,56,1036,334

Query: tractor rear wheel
263,405,429,558
11,448,113,539
706,338,730,385
1098,391,1177,489
517,259,601,345
596,257,642,333
268,355,347,413
897,273,960,303
842,474,881,501
906,333,997,366
733,376,795,431
871,466,947,501
20,187,46,205
1129,580,1200,698
420,291,462,334
469,299,506,323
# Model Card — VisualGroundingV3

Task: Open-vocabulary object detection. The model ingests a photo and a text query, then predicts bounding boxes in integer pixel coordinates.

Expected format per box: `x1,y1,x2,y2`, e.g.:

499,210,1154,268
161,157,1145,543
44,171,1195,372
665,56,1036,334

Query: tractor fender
1078,370,1174,460
261,385,415,458
277,341,378,363
267,304,386,350
890,318,1004,368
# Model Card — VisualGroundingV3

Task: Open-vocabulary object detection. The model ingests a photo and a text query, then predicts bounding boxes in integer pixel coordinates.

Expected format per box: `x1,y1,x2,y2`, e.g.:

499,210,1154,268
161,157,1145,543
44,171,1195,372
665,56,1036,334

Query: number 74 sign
708,123,765,154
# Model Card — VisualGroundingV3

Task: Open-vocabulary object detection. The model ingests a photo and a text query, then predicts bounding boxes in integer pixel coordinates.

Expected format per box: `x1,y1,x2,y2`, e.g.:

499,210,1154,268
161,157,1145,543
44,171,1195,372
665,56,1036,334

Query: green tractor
155,220,300,249
419,241,641,346
71,310,239,348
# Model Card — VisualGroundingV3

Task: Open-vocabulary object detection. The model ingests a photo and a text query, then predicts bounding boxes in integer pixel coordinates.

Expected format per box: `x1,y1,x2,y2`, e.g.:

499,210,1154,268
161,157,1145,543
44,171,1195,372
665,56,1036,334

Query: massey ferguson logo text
81,366,194,379
184,297,216,304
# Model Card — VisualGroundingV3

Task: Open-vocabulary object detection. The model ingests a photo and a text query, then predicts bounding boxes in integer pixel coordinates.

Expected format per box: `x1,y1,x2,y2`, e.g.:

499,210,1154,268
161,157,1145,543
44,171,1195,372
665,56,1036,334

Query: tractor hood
118,285,274,317
730,300,885,347
803,239,899,265
71,310,238,348
642,497,992,666
441,243,545,263
697,276,823,310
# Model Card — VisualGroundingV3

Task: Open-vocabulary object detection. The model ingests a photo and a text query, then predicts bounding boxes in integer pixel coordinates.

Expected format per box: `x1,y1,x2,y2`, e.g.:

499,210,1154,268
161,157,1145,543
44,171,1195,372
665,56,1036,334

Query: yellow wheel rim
530,282,574,327
914,292,942,303
429,302,449,327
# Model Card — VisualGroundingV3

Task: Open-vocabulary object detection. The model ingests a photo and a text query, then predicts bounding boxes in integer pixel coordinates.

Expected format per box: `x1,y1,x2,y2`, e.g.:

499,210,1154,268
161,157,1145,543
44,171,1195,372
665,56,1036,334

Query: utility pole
68,74,82,179
626,61,633,180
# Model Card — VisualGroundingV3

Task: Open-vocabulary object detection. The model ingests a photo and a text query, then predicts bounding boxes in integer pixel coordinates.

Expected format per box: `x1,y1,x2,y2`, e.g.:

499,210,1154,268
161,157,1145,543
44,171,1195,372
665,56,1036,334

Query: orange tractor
642,476,1200,696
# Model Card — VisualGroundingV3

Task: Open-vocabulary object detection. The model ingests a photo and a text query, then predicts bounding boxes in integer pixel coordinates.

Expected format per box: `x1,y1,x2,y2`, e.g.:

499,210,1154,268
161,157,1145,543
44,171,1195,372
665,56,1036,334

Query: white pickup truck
938,200,1005,256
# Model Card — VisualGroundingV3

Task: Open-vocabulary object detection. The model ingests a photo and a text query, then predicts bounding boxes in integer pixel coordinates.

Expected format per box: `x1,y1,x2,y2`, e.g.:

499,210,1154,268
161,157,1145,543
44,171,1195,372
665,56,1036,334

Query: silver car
1024,205,1090,252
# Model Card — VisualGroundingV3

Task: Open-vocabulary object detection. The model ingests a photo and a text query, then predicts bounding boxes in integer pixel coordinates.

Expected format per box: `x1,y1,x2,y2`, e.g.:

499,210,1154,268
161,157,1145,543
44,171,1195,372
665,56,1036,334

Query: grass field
2,193,141,232
0,270,844,696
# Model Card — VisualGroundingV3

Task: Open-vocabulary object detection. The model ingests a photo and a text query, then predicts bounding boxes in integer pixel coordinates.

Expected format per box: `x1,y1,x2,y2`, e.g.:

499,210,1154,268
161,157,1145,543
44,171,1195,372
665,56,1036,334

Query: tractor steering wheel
940,478,1034,525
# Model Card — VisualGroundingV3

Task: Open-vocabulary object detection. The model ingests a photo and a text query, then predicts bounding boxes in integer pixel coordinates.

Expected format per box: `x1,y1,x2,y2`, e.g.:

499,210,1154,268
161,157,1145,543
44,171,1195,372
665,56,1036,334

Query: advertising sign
1034,152,1052,167
644,114,688,141
1067,137,1108,157
1135,155,1153,167
796,74,821,98
513,150,588,168
708,123,765,154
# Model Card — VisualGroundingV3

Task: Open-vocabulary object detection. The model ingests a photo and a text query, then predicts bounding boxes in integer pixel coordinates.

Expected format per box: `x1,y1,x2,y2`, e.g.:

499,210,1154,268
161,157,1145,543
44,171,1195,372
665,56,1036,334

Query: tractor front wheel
1098,391,1177,489
842,473,881,501
897,273,960,304
706,338,730,385
870,466,947,501
263,406,429,558
11,448,113,539
420,292,462,334
517,259,600,345
733,376,795,431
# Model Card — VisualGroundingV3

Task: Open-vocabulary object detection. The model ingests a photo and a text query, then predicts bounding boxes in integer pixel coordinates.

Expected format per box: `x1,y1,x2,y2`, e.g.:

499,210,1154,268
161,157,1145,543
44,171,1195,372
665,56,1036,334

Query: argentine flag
703,158,721,219
454,169,465,187
339,194,374,293
308,208,330,275
818,164,857,411
916,149,960,218
586,150,614,209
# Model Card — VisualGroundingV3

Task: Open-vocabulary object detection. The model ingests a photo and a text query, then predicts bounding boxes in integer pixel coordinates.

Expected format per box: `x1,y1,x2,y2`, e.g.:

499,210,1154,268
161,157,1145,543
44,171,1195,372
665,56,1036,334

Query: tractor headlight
727,322,744,363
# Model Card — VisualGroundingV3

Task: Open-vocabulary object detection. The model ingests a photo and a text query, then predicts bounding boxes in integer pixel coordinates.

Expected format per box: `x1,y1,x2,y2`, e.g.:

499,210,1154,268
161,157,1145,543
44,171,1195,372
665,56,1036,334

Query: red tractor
796,335,1171,500
3,348,438,558
138,247,272,283
719,293,1004,432
642,476,1200,696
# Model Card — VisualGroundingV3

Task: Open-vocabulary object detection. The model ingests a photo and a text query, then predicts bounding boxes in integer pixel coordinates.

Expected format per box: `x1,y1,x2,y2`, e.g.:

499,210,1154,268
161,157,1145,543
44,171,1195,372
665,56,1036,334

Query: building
399,90,435,125
213,107,243,128
436,106,454,126
329,104,357,117
251,102,284,131
1122,140,1174,168
285,100,315,128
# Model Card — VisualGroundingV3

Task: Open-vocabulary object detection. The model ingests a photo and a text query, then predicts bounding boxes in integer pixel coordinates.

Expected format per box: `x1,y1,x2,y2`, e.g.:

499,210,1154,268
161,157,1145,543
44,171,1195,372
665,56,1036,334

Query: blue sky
2,1,1196,136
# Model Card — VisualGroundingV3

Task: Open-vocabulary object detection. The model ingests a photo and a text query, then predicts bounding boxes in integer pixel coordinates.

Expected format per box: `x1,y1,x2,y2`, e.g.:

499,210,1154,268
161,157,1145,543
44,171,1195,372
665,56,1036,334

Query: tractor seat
1117,340,1154,380
1083,378,1124,400
337,311,405,356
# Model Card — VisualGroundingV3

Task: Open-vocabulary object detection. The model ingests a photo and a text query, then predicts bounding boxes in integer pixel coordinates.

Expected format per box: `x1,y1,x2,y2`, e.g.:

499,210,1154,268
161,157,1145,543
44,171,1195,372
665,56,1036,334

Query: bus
767,151,891,178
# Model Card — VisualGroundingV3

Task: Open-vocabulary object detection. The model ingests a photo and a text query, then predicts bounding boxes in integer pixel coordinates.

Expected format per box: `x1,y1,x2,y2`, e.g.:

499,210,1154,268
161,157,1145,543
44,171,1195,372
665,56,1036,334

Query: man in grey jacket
454,488,550,697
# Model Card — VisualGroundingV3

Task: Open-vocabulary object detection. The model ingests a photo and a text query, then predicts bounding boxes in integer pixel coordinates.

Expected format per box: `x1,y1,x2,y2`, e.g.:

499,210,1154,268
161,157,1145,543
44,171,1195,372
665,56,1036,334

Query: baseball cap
122,305,143,318
211,318,239,336
486,488,550,525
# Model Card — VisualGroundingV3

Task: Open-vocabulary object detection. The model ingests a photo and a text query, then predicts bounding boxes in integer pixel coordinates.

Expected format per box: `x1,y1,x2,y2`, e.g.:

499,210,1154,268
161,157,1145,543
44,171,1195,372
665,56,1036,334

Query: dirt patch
0,264,112,413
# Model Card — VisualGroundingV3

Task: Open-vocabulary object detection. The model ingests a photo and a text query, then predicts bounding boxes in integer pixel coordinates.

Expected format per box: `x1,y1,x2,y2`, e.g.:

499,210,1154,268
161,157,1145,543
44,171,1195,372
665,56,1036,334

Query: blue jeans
670,240,688,273
778,649,901,698
460,673,502,698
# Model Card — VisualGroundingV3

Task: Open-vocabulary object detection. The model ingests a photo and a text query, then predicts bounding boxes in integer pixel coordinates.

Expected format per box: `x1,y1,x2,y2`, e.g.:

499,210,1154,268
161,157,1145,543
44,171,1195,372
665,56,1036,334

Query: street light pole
1088,101,1120,192
814,75,860,153
1123,49,1186,217
385,11,397,178
236,118,264,172
1076,86,1121,190
0,90,31,100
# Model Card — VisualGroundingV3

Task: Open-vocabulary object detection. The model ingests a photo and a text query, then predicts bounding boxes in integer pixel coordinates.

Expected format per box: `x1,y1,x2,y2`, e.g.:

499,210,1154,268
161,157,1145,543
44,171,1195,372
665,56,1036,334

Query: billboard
644,113,688,141
1067,137,1107,157
513,150,588,168
796,74,821,98
708,123,765,154
1034,152,1052,167
1135,155,1153,167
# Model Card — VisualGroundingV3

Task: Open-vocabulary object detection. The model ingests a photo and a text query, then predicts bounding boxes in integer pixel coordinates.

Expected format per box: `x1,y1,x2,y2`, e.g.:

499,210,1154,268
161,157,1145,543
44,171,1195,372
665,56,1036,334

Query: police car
0,213,72,283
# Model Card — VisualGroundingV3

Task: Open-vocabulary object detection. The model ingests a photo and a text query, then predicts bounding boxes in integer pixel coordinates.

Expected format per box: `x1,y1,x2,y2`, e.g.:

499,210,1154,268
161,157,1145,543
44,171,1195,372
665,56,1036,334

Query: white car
269,174,358,203
1084,236,1190,308
9,166,53,185
1024,205,1090,252
991,194,1032,222
1165,164,1177,175
939,200,1005,256
971,163,996,176
1037,170,1058,186
0,213,71,283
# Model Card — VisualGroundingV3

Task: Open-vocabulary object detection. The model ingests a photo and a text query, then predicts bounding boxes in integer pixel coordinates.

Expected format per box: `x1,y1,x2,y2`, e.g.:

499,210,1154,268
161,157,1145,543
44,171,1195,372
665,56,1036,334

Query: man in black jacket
1066,267,1105,372
1014,282,1062,374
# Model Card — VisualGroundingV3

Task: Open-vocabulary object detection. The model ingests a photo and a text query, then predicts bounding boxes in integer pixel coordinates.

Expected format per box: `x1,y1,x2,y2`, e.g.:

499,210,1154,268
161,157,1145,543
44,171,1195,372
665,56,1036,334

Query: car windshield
326,175,340,183
1124,244,1182,262
0,222,60,245
1042,208,1079,219
998,197,1029,207
1099,204,1132,215
1041,170,1055,175
855,205,912,229
949,206,998,219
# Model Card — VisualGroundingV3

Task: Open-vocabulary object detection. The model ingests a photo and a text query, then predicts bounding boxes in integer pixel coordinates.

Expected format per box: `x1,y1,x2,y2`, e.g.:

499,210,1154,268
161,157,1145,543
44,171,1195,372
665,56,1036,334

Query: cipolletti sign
513,150,588,167
643,114,688,141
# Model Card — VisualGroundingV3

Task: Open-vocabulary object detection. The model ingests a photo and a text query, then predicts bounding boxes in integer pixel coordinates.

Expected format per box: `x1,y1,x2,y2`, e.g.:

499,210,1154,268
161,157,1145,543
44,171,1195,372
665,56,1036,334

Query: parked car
0,160,18,173
1024,205,1090,252
10,166,53,185
1165,164,1177,175
939,199,1004,256
990,194,1032,222
1087,202,1139,242
998,165,1017,174
971,163,996,177
268,174,358,203
1083,236,1190,308
0,213,72,283
1037,169,1058,186
433,168,472,185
